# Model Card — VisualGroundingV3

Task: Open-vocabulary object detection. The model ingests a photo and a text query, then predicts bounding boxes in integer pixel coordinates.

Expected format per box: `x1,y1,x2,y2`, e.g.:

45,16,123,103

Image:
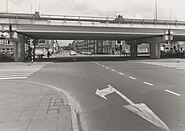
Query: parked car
0,51,14,60
69,50,77,55
81,52,91,55
86,52,92,55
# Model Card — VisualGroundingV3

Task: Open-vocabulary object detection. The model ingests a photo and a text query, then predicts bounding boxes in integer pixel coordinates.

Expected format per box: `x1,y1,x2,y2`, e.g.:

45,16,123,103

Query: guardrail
1,12,185,26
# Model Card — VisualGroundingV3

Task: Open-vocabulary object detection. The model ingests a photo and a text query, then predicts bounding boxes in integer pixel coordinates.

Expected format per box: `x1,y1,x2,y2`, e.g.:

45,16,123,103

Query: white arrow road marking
124,103,170,131
95,85,170,131
95,85,115,100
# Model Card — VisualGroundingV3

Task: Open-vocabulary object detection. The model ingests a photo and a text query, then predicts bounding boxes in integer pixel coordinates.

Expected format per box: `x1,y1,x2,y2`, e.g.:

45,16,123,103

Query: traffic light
9,24,12,32
117,40,121,45
164,29,173,41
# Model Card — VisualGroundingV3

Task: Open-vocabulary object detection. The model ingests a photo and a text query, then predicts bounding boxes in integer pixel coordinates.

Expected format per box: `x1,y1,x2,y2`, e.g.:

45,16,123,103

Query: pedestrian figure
47,51,50,58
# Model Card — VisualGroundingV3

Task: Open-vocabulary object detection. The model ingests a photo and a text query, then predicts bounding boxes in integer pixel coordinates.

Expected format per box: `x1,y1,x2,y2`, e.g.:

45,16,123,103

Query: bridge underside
20,32,162,40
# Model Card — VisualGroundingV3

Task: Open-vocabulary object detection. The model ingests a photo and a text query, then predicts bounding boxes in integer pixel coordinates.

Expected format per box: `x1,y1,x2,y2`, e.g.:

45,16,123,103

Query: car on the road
69,50,77,55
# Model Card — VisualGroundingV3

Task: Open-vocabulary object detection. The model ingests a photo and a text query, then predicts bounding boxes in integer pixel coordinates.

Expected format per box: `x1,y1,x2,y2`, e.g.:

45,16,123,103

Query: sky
1,0,185,20
1,0,185,45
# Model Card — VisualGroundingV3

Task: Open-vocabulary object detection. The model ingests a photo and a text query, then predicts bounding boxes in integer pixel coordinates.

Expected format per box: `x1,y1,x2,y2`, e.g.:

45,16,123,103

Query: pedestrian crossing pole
31,47,34,63
29,39,34,65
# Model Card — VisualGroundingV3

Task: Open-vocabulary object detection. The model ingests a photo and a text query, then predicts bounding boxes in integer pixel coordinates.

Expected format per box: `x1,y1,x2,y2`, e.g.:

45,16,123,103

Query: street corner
0,80,79,131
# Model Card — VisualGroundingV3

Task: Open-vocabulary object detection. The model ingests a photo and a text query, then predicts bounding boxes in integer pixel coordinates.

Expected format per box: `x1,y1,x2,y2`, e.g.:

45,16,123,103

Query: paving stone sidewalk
138,58,185,71
0,80,72,131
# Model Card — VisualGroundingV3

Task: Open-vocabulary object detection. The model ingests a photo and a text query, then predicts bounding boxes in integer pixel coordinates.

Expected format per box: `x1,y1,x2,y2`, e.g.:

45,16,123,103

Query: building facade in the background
0,39,14,53
160,41,185,52
72,40,185,56
72,40,150,55
73,40,117,54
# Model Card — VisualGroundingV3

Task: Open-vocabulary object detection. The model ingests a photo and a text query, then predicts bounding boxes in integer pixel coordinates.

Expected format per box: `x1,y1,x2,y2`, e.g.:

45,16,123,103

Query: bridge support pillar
135,36,167,59
13,34,26,62
130,44,138,59
150,42,161,59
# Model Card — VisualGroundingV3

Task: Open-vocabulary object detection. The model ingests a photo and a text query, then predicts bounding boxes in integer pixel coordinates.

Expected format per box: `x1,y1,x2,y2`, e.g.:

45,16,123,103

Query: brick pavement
0,80,73,131
138,58,185,71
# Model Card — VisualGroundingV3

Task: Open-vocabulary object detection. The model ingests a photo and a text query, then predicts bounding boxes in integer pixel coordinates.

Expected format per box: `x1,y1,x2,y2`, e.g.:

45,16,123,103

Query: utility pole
170,10,172,20
6,0,8,13
31,4,33,14
38,4,40,12
115,11,117,18
155,0,158,19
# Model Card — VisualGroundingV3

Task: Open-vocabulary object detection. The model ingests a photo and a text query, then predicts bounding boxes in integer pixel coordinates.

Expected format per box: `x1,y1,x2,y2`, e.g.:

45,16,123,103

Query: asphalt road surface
28,57,185,131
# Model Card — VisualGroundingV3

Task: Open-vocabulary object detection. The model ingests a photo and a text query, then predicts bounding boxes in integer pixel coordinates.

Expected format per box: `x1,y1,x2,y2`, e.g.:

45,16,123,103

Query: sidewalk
0,80,75,131
137,58,185,71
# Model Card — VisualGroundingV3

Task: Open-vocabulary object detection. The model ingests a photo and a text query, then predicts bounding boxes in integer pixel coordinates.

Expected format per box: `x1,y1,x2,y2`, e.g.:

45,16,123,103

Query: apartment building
0,39,14,53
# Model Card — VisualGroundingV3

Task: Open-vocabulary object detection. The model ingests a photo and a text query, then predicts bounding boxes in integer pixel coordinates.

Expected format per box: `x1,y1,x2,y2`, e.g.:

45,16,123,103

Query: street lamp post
6,0,8,13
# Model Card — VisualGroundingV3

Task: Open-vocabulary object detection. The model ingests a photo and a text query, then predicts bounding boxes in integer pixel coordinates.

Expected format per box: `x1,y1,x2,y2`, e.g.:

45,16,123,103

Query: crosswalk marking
0,64,46,80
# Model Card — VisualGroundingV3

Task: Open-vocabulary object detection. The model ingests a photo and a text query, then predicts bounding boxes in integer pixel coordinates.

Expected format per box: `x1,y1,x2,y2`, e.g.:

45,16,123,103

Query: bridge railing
40,14,115,23
1,12,185,26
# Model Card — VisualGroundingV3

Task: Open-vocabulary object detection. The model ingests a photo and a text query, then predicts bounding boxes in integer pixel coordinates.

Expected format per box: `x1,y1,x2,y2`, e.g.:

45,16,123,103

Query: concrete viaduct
1,12,185,61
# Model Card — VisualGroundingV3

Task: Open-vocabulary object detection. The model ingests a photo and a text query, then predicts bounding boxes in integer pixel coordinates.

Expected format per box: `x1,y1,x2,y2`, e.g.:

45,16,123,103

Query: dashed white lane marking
101,65,105,67
111,69,116,72
143,82,154,86
165,90,181,97
105,67,110,69
129,76,136,80
118,72,124,75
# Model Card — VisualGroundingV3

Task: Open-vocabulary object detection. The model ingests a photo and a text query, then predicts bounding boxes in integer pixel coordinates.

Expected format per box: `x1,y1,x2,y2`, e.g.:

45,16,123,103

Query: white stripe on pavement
0,77,28,80
129,76,136,80
118,72,124,75
0,74,30,77
105,67,110,69
111,69,116,72
165,90,181,96
143,82,154,86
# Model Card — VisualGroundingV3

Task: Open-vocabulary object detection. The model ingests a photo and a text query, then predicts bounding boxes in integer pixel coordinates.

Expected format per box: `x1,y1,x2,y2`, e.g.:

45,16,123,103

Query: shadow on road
33,56,150,63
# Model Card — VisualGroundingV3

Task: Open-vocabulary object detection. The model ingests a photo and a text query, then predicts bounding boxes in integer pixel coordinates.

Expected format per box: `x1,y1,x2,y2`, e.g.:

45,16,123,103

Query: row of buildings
1,38,185,60
0,39,60,60
71,40,185,55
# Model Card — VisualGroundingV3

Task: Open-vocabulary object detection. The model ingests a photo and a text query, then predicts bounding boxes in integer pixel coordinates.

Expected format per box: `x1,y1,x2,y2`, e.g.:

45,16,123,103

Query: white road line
0,74,31,77
0,77,28,80
143,82,154,86
101,65,105,67
118,72,124,75
129,76,136,80
165,89,181,97
111,69,116,72
105,67,110,69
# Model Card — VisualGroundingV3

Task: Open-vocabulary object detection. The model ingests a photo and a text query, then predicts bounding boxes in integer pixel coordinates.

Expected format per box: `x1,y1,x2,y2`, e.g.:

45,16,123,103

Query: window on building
0,39,4,44
5,40,13,45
